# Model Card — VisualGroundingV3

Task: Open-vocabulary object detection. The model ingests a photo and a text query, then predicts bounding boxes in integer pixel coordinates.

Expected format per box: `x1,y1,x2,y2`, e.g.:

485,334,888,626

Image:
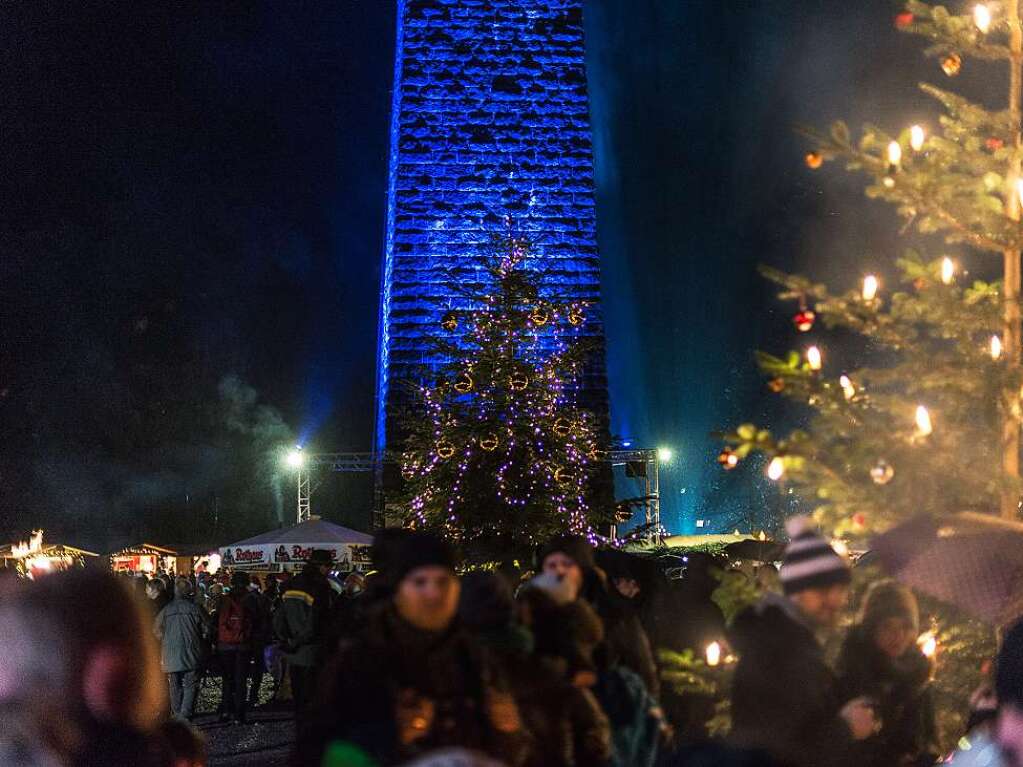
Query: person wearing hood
728,517,877,767
298,532,530,767
539,535,660,700
836,580,938,766
273,548,334,715
461,571,612,767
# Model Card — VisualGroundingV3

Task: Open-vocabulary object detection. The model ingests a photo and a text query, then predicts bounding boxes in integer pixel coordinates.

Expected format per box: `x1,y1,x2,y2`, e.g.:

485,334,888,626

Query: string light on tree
974,4,992,33
941,257,955,285
915,405,933,437
862,274,879,301
839,375,856,400
887,140,902,167
991,335,1003,360
807,345,823,371
910,125,925,152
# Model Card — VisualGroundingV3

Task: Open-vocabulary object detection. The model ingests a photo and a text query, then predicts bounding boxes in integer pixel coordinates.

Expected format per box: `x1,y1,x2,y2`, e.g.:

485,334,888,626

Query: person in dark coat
154,576,212,720
729,517,877,767
216,571,260,724
273,548,334,714
539,535,660,700
461,571,612,767
836,580,937,766
298,533,531,767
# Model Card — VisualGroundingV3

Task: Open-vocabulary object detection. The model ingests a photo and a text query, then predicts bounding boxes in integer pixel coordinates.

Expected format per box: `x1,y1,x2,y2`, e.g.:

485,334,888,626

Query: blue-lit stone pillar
375,0,609,461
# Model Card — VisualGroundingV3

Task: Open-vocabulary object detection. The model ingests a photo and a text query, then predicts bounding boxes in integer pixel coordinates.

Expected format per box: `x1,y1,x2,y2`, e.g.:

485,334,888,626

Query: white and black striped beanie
780,516,851,595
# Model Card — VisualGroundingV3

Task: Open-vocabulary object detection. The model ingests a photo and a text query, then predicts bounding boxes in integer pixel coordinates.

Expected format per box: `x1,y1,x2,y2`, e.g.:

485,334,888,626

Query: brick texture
376,0,608,451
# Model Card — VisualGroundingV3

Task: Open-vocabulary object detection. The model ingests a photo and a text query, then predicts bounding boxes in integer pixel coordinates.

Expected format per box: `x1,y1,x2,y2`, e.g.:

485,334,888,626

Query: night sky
1,0,980,548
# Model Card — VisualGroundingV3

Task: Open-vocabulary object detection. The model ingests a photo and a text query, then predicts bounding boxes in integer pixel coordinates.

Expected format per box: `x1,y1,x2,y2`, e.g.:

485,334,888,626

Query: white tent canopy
219,518,373,572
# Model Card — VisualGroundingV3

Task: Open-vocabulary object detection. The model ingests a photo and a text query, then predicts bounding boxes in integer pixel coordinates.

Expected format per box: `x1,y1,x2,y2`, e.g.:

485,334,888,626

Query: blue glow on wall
375,0,609,454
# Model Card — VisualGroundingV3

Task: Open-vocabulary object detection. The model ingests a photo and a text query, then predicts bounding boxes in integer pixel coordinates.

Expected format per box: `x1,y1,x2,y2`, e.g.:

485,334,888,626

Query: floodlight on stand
285,446,305,469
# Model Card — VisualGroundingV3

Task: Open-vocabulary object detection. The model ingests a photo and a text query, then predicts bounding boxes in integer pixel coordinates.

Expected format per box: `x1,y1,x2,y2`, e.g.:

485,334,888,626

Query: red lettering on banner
289,545,337,562
233,548,265,563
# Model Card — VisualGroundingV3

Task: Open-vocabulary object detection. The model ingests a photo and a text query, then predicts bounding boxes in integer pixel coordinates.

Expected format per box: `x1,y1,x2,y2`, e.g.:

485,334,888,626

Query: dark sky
1,0,982,546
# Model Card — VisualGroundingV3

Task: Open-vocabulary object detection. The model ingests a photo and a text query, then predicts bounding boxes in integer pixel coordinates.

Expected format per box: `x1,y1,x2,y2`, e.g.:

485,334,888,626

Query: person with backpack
217,571,259,724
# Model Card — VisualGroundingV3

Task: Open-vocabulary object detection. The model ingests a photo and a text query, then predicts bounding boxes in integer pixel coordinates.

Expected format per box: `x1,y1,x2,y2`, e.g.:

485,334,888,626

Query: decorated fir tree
723,0,1023,537
399,236,610,558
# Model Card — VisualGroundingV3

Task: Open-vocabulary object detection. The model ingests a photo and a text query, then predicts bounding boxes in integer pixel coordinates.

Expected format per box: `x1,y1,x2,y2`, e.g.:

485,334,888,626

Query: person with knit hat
836,580,937,766
539,534,660,700
298,532,531,767
729,516,876,767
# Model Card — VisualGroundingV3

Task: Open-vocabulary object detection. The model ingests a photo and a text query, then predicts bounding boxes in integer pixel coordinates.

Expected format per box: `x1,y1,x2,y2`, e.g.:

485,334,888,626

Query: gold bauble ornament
436,440,455,460
553,466,575,484
870,459,894,485
941,53,962,77
454,373,474,393
441,311,458,332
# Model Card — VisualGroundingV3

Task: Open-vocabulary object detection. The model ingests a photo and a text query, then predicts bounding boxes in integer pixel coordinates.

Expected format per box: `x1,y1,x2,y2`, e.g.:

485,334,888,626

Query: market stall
0,530,98,578
218,517,373,573
108,543,180,575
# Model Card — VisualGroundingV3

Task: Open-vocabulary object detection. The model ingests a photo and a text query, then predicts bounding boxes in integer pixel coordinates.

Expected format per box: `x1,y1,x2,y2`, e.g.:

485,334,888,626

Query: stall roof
109,543,178,556
0,542,98,559
222,518,373,548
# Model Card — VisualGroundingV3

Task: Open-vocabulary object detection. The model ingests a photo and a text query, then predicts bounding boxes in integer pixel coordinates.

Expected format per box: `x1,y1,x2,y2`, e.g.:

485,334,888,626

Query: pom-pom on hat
780,515,851,595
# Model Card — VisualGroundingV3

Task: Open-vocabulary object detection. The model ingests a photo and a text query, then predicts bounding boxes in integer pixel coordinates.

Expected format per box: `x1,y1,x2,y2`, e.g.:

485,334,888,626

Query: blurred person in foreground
298,532,530,767
993,619,1023,767
728,517,877,767
0,568,167,765
155,577,212,721
836,580,937,766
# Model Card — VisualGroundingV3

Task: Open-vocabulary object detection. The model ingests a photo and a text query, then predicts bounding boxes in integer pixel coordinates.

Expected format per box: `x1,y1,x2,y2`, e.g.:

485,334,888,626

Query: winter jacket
594,665,660,767
154,596,211,673
273,567,332,667
729,594,854,767
298,603,531,767
475,623,612,767
836,626,938,767
581,572,660,699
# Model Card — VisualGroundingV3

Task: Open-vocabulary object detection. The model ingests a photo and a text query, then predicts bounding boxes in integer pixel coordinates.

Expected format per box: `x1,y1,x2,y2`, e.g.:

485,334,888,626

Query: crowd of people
2,519,1023,766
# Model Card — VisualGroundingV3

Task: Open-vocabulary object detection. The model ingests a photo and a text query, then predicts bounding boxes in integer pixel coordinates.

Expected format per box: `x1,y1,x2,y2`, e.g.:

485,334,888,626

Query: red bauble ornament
805,151,823,170
852,513,866,529
894,11,914,28
986,137,1005,151
793,309,816,333
767,378,785,393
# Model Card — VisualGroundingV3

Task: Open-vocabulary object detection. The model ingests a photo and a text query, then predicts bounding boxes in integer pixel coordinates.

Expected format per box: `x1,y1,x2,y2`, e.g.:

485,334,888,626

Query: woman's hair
857,578,920,636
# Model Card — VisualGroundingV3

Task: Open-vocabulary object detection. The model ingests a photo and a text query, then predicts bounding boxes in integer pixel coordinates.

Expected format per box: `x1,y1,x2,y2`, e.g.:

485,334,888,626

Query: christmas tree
723,0,1023,536
399,235,610,558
